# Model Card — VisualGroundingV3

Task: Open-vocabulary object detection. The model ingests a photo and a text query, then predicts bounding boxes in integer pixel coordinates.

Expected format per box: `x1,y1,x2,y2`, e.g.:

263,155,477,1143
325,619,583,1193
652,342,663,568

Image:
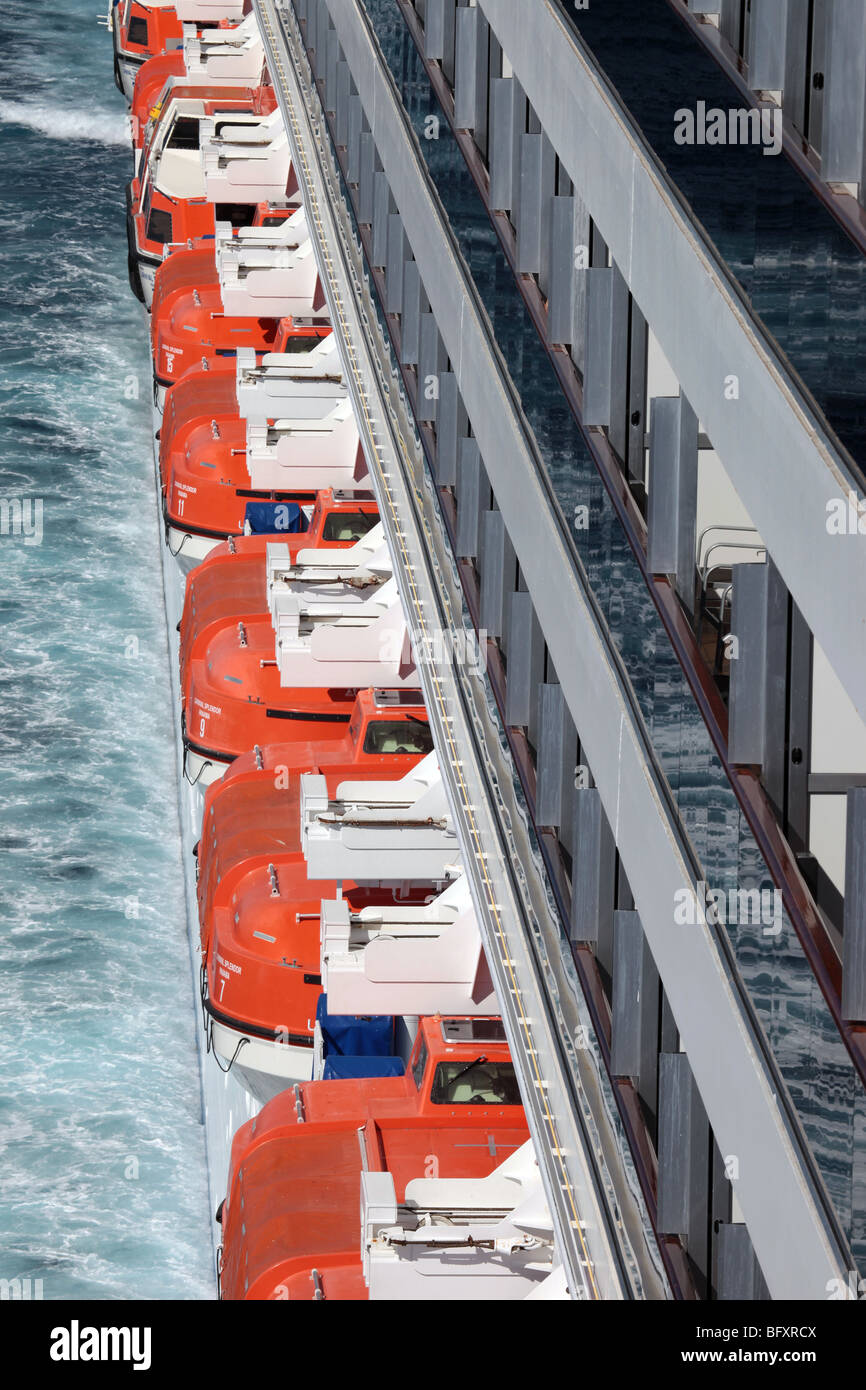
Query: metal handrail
696,522,762,571
700,541,767,585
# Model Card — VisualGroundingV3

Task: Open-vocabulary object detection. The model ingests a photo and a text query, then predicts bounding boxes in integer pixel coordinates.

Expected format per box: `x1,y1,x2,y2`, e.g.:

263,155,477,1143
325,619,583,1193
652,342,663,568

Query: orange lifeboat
182,611,359,785
204,862,423,1100
195,688,432,932
150,242,328,405
218,1015,528,1300
158,367,250,552
220,1118,371,1301
115,4,250,104
151,246,273,396
195,691,433,1089
180,516,396,780
158,360,362,560
115,5,186,101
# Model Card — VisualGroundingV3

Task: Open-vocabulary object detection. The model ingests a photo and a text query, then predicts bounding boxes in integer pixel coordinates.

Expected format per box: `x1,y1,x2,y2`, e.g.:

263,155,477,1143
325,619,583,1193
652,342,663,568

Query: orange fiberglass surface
219,1016,528,1300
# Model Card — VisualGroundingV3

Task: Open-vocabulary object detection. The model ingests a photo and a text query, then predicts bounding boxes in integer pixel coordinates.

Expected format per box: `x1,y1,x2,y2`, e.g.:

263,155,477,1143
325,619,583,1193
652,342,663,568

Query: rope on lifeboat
167,529,192,559
184,753,214,786
208,1032,250,1075
200,964,250,1075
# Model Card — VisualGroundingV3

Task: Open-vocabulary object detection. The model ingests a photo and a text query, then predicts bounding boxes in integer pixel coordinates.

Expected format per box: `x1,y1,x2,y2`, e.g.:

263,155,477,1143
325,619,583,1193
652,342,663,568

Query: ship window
215,203,257,229
168,117,200,151
321,511,378,543
430,1060,520,1106
127,15,148,47
146,206,173,245
363,718,433,757
411,1036,428,1092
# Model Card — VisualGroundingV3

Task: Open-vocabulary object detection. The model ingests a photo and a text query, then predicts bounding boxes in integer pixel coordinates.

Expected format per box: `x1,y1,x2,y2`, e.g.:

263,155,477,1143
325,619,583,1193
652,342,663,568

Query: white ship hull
151,407,260,1273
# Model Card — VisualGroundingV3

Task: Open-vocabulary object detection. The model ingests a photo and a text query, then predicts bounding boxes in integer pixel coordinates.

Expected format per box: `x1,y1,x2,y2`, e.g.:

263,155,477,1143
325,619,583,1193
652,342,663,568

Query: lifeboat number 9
199,717,206,738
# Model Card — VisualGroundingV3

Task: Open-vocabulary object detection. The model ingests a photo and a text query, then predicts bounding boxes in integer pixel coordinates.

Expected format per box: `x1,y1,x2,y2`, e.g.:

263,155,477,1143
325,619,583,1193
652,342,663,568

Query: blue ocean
0,0,213,1298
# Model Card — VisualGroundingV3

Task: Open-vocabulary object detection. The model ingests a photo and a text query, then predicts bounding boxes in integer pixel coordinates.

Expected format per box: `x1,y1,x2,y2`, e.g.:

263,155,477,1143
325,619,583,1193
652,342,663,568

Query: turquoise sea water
0,0,213,1298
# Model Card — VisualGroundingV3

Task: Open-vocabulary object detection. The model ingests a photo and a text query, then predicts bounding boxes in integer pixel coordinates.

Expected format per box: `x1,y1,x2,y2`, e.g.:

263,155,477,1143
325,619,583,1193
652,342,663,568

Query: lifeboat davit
178,493,380,671
113,1,247,101
126,84,282,306
149,243,328,409
218,1015,528,1299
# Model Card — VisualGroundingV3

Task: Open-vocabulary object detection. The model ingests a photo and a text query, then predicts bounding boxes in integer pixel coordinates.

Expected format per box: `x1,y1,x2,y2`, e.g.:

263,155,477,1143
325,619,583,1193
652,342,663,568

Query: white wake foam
0,99,128,146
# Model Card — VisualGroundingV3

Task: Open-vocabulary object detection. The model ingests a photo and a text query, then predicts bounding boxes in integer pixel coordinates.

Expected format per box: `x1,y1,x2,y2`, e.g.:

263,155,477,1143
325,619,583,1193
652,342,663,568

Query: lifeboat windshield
320,510,379,544
361,718,434,757
429,1060,522,1107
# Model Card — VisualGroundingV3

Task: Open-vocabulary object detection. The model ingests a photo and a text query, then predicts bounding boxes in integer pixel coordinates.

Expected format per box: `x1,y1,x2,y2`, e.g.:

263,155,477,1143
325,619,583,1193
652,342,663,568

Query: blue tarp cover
316,993,394,1057
243,501,307,535
322,1055,405,1081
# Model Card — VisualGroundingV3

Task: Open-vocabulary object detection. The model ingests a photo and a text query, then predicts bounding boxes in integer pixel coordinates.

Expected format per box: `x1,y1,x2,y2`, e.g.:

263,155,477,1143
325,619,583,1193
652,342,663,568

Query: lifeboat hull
117,51,149,105
219,1124,369,1300
183,683,358,787
208,1019,315,1105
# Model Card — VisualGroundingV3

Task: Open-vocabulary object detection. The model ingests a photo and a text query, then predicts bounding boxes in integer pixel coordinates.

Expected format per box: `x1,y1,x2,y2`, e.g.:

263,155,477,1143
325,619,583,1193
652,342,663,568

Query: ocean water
0,1,214,1297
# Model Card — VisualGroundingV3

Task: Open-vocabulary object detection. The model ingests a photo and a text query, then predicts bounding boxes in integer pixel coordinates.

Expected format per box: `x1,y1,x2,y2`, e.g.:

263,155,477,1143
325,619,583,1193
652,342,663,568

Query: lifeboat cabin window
363,718,434,758
321,510,379,544
411,1036,428,1092
430,1059,521,1106
168,117,200,151
278,333,322,355
215,203,257,229
146,206,173,245
127,15,148,47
